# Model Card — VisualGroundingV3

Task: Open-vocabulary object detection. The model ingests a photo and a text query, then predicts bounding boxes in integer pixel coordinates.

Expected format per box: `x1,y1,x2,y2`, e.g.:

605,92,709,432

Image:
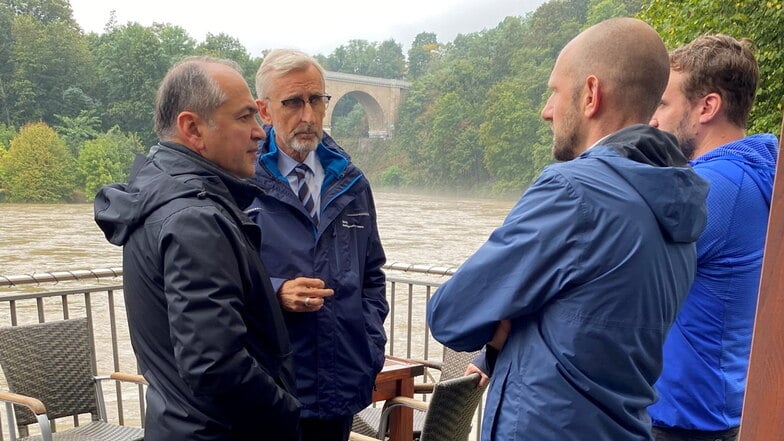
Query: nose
541,99,553,122
649,115,659,128
300,101,317,124
251,118,264,141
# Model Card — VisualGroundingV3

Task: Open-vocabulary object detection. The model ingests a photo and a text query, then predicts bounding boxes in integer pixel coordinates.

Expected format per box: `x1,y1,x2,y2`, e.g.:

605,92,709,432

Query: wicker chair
352,347,481,440
0,318,146,441
350,373,486,441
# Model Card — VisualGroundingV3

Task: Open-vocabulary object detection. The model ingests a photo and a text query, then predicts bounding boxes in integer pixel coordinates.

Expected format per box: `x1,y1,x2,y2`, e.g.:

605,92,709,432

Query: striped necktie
293,164,318,223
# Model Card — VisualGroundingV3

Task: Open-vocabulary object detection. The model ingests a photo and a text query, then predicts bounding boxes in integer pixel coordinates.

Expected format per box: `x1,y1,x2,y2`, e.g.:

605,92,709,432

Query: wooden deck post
738,114,784,440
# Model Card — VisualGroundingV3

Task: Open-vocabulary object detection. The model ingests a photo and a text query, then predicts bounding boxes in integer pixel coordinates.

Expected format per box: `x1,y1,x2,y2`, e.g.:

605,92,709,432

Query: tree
586,0,642,26
78,127,145,199
196,32,256,86
0,3,14,126
7,14,96,126
639,0,783,135
1,0,78,27
330,40,375,75
480,65,552,193
331,101,368,139
0,123,14,149
153,23,196,65
54,110,101,157
2,122,77,202
92,23,168,145
407,32,440,79
369,39,405,79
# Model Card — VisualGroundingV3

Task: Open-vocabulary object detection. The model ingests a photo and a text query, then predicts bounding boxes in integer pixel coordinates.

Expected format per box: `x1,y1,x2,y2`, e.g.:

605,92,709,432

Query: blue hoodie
427,125,709,441
650,133,779,431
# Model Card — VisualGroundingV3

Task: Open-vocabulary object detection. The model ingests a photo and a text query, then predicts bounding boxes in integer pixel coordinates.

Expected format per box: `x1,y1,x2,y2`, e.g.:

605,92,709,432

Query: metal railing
0,263,483,440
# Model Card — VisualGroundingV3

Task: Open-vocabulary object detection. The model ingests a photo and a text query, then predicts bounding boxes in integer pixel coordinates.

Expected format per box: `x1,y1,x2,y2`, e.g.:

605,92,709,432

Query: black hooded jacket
95,142,300,441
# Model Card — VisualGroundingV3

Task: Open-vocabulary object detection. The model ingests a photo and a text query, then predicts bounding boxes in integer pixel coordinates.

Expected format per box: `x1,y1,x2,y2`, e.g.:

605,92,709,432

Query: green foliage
332,102,368,139
321,39,406,79
153,23,196,65
2,122,77,202
196,32,257,86
92,23,168,145
77,127,145,200
407,32,440,79
379,165,406,187
1,0,78,27
480,65,552,192
7,14,96,126
0,123,15,149
54,110,101,157
639,0,784,135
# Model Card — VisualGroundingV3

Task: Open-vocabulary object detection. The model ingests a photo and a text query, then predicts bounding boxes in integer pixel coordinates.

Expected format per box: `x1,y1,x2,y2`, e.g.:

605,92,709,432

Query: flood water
0,190,516,276
0,190,516,433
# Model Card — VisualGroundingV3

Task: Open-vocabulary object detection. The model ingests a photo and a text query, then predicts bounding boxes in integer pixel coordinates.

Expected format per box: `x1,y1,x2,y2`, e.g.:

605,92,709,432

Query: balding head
542,18,669,160
563,17,669,122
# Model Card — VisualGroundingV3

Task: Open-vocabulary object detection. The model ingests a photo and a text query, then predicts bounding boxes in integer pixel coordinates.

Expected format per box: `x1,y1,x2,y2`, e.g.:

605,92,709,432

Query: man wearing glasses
248,49,389,441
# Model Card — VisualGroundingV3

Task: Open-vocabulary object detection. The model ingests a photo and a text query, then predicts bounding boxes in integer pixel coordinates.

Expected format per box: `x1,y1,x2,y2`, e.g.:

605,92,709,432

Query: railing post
738,115,784,440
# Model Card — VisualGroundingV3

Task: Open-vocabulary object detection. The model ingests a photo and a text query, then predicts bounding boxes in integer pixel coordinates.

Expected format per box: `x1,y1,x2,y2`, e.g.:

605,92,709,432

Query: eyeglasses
273,94,332,113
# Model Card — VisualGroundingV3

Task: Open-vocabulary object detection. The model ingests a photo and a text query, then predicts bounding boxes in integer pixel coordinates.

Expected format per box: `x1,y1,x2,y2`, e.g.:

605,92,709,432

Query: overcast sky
68,0,548,57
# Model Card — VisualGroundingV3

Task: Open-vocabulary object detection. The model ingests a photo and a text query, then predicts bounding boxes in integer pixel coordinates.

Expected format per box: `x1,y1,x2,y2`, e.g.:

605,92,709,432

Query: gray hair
154,56,244,140
255,49,325,99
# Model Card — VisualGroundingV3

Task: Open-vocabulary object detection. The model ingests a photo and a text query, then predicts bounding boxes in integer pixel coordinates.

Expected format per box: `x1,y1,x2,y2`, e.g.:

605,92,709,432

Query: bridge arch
324,71,410,138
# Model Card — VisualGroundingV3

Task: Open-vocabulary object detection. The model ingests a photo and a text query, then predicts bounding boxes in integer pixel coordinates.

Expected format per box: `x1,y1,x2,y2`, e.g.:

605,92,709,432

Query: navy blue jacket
428,125,709,441
95,143,300,441
248,130,388,419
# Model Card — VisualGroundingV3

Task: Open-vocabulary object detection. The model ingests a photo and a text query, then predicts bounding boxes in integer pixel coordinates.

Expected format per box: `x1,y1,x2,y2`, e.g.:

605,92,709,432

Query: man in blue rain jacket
427,18,710,441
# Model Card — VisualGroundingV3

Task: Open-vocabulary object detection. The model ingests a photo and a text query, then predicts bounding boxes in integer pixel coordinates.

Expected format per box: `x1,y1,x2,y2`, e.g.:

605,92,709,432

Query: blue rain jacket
650,133,779,431
427,125,709,441
248,129,388,419
94,142,300,441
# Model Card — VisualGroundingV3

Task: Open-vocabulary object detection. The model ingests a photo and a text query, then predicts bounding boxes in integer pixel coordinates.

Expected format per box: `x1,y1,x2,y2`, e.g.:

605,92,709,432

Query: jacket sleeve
362,189,389,372
426,169,590,351
160,206,300,425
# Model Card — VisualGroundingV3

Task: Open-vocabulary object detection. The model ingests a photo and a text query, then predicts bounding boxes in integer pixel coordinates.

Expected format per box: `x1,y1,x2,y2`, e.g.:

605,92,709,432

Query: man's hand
465,363,491,387
278,277,334,312
488,319,511,350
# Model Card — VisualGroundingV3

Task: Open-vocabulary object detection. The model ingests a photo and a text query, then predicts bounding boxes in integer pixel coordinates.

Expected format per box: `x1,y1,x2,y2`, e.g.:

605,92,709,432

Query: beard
285,125,322,154
551,106,583,161
672,114,697,159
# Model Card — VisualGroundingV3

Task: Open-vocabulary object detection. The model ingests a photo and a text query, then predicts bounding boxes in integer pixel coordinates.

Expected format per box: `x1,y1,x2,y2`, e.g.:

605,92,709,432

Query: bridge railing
0,264,484,440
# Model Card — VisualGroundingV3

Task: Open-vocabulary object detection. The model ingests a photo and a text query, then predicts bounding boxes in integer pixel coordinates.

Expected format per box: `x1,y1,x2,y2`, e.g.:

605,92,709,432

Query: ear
257,98,273,125
697,92,722,124
176,111,207,153
583,75,601,118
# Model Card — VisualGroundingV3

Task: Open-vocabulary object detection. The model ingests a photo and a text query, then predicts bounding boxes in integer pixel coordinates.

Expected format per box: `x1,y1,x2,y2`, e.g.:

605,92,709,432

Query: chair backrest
0,318,99,428
420,373,486,441
439,347,479,382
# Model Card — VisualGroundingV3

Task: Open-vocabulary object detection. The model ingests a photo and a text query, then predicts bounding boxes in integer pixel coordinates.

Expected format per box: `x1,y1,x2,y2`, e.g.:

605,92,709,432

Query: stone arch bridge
324,71,411,138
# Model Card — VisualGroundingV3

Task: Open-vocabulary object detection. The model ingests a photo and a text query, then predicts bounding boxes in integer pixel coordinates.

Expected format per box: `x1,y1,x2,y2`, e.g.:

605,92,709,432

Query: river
0,190,515,434
0,190,516,276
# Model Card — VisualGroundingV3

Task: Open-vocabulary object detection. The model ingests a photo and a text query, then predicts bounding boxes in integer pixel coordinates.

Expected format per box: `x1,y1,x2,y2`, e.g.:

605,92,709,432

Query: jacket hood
693,133,778,206
95,142,260,245
590,124,710,243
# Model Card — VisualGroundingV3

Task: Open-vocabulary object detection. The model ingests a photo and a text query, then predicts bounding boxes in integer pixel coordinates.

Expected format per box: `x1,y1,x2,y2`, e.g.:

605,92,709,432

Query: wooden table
372,356,425,441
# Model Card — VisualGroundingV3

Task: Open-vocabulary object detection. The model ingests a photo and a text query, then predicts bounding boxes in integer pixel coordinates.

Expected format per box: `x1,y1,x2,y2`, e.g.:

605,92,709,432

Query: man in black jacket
94,56,300,441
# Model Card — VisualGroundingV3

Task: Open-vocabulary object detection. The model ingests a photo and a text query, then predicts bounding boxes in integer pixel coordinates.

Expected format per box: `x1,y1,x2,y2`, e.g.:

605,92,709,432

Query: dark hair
670,34,759,128
154,56,243,140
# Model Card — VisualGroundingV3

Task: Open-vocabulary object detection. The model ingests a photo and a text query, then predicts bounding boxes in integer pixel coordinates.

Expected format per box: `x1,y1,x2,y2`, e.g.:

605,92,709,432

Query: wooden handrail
738,115,784,440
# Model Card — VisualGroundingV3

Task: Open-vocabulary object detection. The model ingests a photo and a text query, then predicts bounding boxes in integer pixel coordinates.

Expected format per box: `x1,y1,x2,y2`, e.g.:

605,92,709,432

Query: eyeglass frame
266,94,332,112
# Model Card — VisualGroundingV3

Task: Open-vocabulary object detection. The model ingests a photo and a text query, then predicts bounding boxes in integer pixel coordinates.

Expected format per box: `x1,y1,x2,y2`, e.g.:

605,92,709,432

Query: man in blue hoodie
427,18,709,441
648,34,779,441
